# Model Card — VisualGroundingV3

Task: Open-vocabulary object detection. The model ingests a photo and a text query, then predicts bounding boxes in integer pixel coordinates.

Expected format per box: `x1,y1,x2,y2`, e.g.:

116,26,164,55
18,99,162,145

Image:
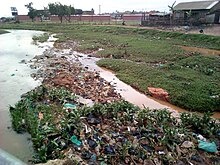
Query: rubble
9,39,220,165
147,87,169,101
29,47,121,104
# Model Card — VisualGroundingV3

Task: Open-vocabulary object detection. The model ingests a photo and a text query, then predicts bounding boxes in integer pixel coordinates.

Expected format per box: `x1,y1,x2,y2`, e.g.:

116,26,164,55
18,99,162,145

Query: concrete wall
17,15,41,22
122,14,142,21
18,15,111,22
206,14,215,23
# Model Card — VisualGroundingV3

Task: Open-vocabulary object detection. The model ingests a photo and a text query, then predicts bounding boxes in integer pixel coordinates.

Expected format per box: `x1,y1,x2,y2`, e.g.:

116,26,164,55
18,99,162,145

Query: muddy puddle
67,52,220,119
0,30,54,163
180,45,220,56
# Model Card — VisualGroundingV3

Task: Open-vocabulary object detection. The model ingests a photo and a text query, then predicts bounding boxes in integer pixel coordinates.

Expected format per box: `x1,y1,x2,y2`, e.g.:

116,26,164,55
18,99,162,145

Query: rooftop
174,1,219,10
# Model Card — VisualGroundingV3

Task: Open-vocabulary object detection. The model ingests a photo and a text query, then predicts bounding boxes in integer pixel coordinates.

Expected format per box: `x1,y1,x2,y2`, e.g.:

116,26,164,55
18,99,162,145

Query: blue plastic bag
198,140,217,153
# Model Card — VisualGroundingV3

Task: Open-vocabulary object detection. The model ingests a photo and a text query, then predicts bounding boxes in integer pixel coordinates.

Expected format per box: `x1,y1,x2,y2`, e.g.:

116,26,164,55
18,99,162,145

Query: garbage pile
9,40,220,165
10,85,220,164
44,64,120,104
30,48,121,104
54,40,79,50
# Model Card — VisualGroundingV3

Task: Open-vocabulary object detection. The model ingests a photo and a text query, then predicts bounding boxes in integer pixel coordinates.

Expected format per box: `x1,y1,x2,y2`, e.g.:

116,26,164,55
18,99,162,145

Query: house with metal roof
173,0,220,25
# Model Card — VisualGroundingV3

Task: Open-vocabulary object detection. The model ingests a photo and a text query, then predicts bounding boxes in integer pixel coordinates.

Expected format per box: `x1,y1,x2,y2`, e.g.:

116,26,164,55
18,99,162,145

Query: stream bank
2,31,219,164
53,41,220,119
9,36,220,164
0,30,57,163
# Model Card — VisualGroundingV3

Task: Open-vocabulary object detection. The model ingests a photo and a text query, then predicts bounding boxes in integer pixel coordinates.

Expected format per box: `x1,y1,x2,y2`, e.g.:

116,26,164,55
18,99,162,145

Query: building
82,9,95,15
141,12,170,26
122,14,142,22
173,0,220,25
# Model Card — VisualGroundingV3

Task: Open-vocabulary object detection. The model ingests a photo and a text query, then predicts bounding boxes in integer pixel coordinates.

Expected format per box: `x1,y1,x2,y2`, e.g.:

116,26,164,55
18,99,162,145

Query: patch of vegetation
10,85,77,162
0,29,9,35
1,23,220,112
1,23,220,50
32,33,49,42
10,85,220,164
97,58,220,112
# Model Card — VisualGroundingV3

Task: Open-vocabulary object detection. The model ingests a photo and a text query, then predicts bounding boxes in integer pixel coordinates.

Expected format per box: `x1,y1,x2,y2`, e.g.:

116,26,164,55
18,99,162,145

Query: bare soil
96,24,220,36
188,25,220,36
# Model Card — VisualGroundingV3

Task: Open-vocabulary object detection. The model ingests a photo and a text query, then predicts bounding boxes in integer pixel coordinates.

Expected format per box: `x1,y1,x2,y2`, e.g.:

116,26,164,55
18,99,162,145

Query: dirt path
189,25,220,36
92,24,220,36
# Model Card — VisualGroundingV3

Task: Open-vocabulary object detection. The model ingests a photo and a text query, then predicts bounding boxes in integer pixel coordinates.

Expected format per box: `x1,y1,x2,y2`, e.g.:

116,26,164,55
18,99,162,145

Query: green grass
0,29,9,34
1,22,220,112
10,85,220,163
32,33,50,42
97,57,220,112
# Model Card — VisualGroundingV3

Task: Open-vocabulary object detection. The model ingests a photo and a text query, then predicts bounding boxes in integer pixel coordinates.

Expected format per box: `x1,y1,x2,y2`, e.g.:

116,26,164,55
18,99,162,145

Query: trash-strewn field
10,88,220,164
8,42,220,164
2,23,218,112
0,23,220,164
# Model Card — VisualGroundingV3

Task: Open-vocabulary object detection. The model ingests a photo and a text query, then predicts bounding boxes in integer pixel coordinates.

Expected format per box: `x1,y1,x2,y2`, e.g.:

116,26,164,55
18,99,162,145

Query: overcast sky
0,0,205,17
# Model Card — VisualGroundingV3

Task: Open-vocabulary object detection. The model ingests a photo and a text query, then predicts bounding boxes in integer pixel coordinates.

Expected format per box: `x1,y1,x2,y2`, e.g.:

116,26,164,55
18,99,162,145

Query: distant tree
186,10,193,26
75,9,83,15
168,1,176,25
37,8,50,22
25,2,37,22
48,2,75,23
63,5,75,22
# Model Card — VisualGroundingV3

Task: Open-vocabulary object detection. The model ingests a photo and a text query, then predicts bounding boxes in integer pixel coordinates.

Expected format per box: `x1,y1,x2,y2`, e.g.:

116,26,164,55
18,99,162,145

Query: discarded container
198,140,218,153
70,135,82,147
64,103,76,109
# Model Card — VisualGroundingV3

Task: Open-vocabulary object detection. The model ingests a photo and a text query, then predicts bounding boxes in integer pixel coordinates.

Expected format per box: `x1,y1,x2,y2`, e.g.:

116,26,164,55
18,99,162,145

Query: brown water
73,53,220,119
0,30,48,163
180,45,220,56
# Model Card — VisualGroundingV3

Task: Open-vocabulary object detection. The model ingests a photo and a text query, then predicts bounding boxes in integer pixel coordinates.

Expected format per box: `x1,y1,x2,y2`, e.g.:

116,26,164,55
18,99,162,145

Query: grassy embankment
0,29,9,34
32,33,50,43
10,85,220,163
0,22,219,112
1,22,220,164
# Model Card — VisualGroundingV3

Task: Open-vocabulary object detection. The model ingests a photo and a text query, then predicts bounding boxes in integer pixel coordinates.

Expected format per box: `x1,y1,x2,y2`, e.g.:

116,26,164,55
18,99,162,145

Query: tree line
25,2,83,23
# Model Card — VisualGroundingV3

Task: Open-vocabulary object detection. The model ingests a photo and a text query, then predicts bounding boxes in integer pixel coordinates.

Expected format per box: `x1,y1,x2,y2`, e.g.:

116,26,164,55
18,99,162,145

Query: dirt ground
94,24,220,37
188,25,220,36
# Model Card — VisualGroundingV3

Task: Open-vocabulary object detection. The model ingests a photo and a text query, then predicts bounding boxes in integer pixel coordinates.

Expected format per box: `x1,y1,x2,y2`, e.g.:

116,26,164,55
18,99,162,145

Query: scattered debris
71,135,82,147
64,103,76,110
147,87,169,101
9,39,220,164
38,112,44,120
198,140,218,153
181,141,194,148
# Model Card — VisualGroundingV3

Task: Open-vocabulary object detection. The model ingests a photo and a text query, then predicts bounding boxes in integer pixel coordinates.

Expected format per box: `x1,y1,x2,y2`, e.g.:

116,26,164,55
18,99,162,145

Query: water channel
0,30,47,163
73,53,220,118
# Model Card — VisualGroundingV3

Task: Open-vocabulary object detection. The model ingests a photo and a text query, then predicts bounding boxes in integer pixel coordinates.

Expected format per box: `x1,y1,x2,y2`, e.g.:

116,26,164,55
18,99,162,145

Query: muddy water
69,52,220,119
0,30,50,163
180,45,220,56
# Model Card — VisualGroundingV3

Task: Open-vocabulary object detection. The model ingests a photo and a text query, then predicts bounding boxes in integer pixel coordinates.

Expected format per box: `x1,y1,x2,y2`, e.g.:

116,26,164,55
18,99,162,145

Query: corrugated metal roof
174,1,219,10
